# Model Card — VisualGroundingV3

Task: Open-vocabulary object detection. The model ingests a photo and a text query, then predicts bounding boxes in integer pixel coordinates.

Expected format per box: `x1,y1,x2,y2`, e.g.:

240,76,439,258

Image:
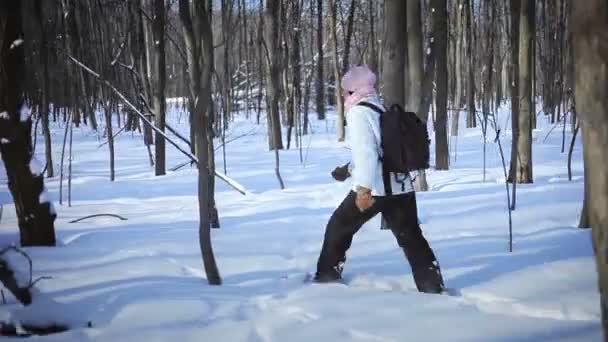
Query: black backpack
358,102,430,173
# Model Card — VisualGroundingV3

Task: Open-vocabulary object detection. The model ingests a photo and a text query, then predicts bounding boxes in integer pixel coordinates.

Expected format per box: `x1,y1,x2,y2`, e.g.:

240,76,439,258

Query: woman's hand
355,186,374,212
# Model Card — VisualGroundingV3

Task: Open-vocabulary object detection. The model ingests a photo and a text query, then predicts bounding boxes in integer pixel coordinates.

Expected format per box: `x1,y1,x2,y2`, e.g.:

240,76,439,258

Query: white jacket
346,95,414,196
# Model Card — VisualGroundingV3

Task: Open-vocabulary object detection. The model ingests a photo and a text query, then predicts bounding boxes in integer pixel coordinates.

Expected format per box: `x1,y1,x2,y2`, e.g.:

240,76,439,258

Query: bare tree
0,1,56,246
465,0,476,128
432,0,449,170
572,1,608,338
315,0,326,120
381,0,406,108
264,0,285,189
152,0,167,176
516,0,534,183
178,0,221,285
328,0,345,142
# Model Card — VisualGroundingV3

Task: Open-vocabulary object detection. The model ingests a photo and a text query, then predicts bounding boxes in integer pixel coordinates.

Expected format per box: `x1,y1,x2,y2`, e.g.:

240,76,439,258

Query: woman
314,65,445,294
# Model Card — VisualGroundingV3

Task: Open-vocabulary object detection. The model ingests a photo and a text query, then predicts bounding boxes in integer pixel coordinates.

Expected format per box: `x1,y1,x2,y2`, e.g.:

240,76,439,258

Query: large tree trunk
407,0,429,192
179,0,221,285
572,1,608,337
315,0,325,120
433,0,449,170
381,0,406,108
406,0,423,113
152,0,166,176
265,0,284,151
265,0,285,189
516,0,534,183
0,1,56,246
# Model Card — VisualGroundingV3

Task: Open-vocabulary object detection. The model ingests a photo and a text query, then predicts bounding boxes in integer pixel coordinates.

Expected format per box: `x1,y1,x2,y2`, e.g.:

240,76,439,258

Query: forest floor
0,104,600,341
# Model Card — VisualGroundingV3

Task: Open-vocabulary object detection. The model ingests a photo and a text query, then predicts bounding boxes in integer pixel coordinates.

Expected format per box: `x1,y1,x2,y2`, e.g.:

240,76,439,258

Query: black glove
331,163,350,182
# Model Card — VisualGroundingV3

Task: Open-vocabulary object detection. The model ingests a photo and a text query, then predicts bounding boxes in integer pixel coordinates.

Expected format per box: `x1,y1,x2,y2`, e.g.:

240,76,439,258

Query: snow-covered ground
0,104,600,341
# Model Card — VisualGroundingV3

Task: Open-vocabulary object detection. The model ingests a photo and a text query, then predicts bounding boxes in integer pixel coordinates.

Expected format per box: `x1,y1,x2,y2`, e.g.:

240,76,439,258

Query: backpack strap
357,101,384,114
357,101,392,197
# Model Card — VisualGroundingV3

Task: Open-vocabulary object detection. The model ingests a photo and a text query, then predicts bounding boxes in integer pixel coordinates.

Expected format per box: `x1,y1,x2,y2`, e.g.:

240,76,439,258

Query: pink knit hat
341,65,378,112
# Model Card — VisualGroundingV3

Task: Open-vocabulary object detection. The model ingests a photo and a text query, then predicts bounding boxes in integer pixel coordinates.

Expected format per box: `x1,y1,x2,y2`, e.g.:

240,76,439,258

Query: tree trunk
315,0,325,120
328,0,345,142
572,1,608,337
33,0,53,178
465,0,476,128
406,0,424,114
516,0,534,183
407,0,429,192
152,0,166,176
451,0,463,137
0,1,56,246
179,0,222,285
508,0,520,185
433,0,449,170
265,0,284,151
382,0,406,108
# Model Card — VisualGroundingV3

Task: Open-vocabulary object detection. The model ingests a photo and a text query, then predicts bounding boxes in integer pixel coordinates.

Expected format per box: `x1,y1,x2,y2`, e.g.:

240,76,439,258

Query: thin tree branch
67,55,248,196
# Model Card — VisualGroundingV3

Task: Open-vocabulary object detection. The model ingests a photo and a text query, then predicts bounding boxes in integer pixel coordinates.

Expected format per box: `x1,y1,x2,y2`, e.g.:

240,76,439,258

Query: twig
567,122,580,181
165,124,192,148
0,246,33,305
69,213,128,223
59,112,73,205
213,128,258,152
542,110,571,143
98,125,127,149
29,276,52,289
170,160,193,172
493,130,514,252
67,55,248,196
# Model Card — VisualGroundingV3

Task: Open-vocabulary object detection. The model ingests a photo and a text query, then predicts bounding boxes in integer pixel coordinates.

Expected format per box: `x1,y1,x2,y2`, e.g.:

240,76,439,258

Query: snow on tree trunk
0,1,56,246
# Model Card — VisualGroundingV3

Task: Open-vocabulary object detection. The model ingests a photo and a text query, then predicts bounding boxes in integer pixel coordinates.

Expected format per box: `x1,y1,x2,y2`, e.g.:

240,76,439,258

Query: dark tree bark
465,0,476,128
265,0,284,151
265,0,285,189
152,0,166,176
315,0,326,120
572,1,608,337
179,0,221,285
407,0,424,113
0,1,56,246
342,0,356,75
382,0,406,108
31,0,53,179
432,0,449,170
328,0,345,142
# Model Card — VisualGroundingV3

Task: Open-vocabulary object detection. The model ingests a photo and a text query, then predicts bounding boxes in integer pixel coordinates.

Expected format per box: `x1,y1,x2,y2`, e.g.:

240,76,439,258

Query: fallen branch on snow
69,213,128,223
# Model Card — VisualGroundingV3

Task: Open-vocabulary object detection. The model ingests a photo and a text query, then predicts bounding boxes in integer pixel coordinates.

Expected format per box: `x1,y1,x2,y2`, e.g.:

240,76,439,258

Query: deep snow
0,103,600,341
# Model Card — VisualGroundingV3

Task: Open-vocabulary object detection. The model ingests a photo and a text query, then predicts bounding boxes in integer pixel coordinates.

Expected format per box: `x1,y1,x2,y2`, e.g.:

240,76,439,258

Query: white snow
0,103,600,341
0,111,8,119
39,188,50,204
29,157,43,176
20,105,31,122
9,39,23,50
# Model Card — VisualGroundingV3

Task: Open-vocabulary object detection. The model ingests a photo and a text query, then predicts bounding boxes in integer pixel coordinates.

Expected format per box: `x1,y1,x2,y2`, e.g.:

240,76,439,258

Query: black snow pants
316,191,443,291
